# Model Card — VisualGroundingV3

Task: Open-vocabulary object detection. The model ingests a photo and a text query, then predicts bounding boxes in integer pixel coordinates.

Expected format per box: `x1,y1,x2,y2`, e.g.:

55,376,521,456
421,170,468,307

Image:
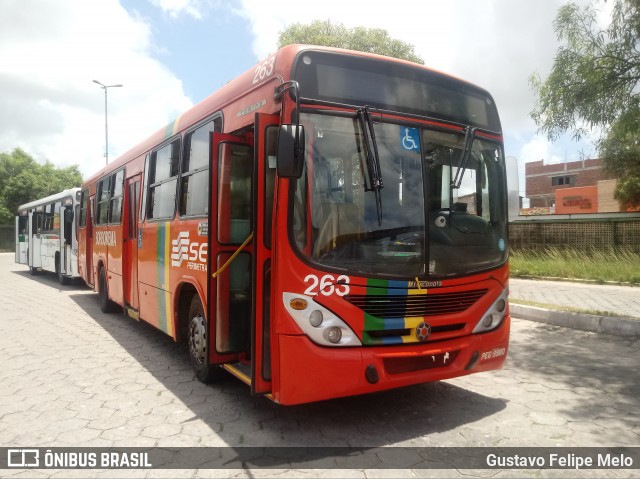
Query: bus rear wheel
188,295,223,383
98,267,115,313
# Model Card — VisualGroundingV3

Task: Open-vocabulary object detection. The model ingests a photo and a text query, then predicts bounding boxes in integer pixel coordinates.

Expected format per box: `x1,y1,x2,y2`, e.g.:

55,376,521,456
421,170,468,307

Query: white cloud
1,0,612,182
519,135,564,165
149,0,204,19
0,0,192,178
147,0,230,20
236,0,600,156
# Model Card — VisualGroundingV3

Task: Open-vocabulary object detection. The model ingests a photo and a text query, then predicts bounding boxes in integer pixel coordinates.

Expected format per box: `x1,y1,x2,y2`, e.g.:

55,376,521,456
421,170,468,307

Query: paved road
510,278,640,319
0,253,638,478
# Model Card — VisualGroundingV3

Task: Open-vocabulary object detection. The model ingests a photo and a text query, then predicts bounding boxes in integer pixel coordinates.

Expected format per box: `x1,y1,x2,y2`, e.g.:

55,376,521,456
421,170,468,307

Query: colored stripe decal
164,222,173,338
387,280,408,293
362,278,430,345
157,223,167,333
163,114,182,140
156,222,173,337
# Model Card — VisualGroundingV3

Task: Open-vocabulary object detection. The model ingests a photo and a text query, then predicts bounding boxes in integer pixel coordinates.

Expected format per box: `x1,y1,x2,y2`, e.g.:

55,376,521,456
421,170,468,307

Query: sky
0,0,610,196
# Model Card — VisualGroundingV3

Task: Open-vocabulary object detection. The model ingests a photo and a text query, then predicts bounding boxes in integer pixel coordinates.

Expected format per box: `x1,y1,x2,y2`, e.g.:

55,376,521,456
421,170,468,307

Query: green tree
0,148,83,224
530,0,640,207
278,20,424,64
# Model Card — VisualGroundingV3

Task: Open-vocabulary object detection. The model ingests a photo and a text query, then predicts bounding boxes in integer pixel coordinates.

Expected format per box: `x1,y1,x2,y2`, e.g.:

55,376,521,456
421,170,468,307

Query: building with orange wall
550,180,640,214
555,186,598,214
526,158,610,209
525,158,640,213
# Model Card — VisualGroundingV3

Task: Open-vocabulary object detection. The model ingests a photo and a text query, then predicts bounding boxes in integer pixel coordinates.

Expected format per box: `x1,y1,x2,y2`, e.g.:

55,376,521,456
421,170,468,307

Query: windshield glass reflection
292,113,507,278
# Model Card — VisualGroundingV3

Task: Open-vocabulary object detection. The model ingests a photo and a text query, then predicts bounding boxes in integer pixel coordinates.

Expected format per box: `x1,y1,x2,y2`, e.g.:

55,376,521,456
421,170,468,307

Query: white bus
16,188,82,284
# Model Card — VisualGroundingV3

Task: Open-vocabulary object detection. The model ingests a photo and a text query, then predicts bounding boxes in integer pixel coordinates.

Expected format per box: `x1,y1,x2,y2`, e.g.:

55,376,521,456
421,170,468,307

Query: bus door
207,133,257,380
27,211,34,268
15,214,28,264
251,113,279,394
29,209,42,270
61,201,74,276
86,196,95,286
15,215,20,263
207,115,279,394
124,175,141,312
208,129,270,392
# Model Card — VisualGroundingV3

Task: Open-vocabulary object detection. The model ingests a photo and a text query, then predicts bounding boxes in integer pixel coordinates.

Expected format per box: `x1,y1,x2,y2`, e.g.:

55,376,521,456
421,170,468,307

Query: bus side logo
95,230,116,247
171,231,207,269
171,231,190,267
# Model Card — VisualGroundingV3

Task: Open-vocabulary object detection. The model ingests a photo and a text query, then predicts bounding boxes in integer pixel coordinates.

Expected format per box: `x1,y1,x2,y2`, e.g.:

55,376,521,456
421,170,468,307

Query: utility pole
93,80,123,165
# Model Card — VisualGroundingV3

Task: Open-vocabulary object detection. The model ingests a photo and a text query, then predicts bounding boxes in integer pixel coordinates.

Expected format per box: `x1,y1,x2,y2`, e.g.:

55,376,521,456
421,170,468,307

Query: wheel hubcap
189,313,206,366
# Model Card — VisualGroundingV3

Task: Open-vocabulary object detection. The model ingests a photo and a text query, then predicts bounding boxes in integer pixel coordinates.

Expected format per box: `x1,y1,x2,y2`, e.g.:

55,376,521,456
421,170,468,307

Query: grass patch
509,247,640,284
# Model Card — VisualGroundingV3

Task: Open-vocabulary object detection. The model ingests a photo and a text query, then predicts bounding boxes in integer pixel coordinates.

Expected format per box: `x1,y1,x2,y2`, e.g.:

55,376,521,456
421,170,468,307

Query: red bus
78,45,510,405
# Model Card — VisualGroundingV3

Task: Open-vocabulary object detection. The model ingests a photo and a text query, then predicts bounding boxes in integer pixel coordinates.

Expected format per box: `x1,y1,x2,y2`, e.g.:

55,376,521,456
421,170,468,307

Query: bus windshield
292,113,508,278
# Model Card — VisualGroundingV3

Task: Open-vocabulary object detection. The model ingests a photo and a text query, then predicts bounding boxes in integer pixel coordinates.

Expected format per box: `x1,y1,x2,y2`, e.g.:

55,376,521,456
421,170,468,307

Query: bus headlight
473,288,509,333
283,293,361,347
309,310,323,327
325,327,342,343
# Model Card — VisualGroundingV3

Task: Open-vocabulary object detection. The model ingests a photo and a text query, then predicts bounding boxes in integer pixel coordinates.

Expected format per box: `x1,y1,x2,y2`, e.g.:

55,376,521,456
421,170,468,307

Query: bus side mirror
277,124,305,179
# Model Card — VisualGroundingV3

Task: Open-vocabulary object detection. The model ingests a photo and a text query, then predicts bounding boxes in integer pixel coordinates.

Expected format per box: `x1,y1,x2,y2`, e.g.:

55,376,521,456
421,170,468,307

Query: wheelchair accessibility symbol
401,127,420,151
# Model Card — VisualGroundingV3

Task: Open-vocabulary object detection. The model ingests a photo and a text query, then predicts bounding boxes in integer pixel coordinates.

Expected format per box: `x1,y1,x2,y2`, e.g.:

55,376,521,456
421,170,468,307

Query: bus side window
148,139,180,220
96,177,111,225
33,210,42,234
18,215,28,235
43,203,57,232
78,189,89,227
109,169,124,224
180,119,217,217
53,202,61,231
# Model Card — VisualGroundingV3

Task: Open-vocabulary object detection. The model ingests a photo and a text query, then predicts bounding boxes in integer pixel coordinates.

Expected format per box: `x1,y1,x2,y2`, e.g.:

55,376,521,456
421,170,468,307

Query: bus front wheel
56,253,69,285
188,295,223,383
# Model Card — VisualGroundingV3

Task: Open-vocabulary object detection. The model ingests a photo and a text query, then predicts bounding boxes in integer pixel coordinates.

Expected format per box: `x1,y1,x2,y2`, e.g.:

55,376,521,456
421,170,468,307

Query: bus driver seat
313,202,362,257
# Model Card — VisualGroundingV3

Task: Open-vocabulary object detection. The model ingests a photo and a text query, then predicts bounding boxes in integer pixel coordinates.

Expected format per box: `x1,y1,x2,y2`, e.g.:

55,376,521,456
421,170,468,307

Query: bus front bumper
273,316,510,405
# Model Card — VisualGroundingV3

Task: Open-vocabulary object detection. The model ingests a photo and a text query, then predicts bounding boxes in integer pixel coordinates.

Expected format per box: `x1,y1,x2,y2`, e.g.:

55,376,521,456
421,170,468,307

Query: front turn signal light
289,298,308,311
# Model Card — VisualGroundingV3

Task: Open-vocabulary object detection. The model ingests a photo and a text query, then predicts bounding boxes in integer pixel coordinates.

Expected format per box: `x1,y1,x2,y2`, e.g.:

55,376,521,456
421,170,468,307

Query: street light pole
93,80,123,165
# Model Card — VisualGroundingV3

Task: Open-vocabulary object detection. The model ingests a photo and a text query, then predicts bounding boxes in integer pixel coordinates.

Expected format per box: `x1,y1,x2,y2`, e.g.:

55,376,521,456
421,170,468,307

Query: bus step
222,362,252,386
125,306,140,321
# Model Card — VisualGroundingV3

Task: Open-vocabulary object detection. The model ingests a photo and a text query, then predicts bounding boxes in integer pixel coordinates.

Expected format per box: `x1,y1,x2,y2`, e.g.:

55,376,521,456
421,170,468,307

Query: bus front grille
345,289,487,318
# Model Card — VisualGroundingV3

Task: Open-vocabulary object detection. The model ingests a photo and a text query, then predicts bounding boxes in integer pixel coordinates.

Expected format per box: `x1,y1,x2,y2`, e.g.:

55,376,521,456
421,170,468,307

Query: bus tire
56,253,69,285
98,266,115,313
188,295,223,383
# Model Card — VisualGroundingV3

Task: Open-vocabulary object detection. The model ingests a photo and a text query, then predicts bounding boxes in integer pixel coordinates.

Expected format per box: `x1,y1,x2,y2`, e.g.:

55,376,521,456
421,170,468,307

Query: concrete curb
512,275,640,288
510,304,640,337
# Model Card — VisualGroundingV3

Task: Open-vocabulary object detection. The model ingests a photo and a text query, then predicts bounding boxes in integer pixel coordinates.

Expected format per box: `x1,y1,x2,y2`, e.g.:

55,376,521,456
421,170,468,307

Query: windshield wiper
356,106,384,225
452,126,476,189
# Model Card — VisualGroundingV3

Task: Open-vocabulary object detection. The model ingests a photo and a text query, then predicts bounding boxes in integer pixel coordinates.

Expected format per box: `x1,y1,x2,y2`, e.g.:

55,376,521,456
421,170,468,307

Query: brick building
525,158,611,209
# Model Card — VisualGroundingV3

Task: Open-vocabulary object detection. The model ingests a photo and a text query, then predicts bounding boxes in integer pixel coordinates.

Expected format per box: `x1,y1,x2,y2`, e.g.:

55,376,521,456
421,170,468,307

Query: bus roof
18,187,81,213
